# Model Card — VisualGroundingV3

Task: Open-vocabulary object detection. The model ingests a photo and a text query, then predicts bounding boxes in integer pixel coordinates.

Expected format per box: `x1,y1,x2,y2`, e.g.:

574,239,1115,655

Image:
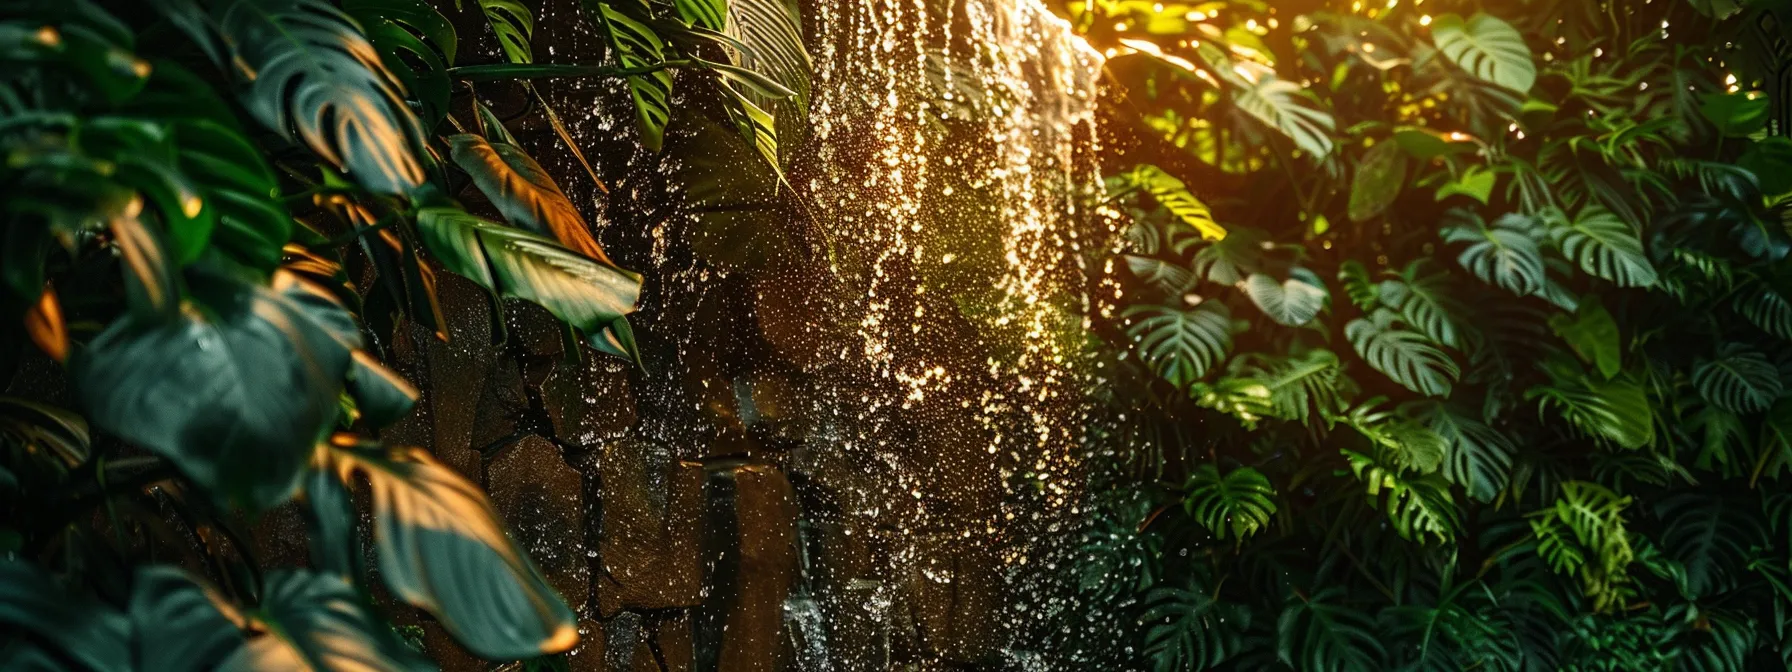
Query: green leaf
1739,136,1792,196
216,0,428,195
1434,165,1495,205
474,0,532,63
0,559,131,672
1528,357,1655,450
1391,126,1475,159
1415,402,1515,503
674,0,725,31
1548,298,1622,379
346,352,418,429
1736,283,1792,339
1123,301,1235,388
718,0,811,112
1431,12,1535,93
322,440,579,659
222,570,431,671
1699,91,1769,137
447,133,615,263
415,207,642,359
1344,450,1460,542
1693,345,1782,414
1111,165,1227,241
1655,493,1757,599
1440,211,1546,297
1378,262,1472,350
1276,586,1387,671
1346,310,1459,397
72,271,354,510
1530,482,1634,611
130,567,247,672
1142,572,1247,671
343,0,456,128
1349,140,1406,222
586,1,673,151
1189,228,1267,284
1243,269,1328,327
1337,260,1380,311
1546,207,1657,287
1183,465,1277,540
1126,255,1196,295
1231,65,1336,159
718,79,782,174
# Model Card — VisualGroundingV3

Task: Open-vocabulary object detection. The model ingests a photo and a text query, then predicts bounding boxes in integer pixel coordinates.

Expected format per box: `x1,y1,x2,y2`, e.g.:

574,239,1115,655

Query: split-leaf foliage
1072,0,1792,669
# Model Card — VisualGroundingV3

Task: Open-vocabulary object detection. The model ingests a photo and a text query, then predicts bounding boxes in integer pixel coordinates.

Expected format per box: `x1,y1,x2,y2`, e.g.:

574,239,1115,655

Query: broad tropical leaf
1655,493,1759,599
1230,64,1336,159
215,0,428,195
1126,254,1196,295
1440,211,1546,296
1548,298,1622,379
585,1,674,151
1530,482,1634,611
1546,207,1658,287
1346,309,1459,397
1378,262,1472,351
1276,586,1386,671
1344,450,1461,543
72,271,354,510
1432,13,1535,93
222,570,431,670
415,207,641,358
130,567,247,672
1142,572,1247,671
720,0,811,112
1123,301,1235,387
1693,345,1782,414
1413,402,1516,503
1736,283,1792,339
1188,228,1267,284
1183,464,1278,540
1529,356,1655,450
1111,165,1227,240
448,133,615,263
474,0,532,63
1243,270,1328,327
321,439,578,659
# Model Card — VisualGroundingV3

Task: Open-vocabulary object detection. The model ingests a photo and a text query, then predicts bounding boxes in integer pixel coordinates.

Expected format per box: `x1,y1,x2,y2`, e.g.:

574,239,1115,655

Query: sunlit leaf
1431,13,1535,93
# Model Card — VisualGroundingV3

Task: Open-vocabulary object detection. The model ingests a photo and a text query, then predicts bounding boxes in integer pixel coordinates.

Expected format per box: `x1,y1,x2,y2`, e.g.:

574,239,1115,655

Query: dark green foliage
1068,0,1792,669
1,0,807,667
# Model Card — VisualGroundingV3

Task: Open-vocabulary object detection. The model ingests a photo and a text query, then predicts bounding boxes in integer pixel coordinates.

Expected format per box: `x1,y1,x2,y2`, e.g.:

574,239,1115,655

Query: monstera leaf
1276,585,1387,671
1694,345,1783,414
1549,299,1623,379
321,440,578,659
1414,402,1515,503
1547,207,1658,287
1231,64,1335,159
223,570,432,671
1127,255,1196,295
1124,301,1235,387
1439,210,1545,296
1243,269,1327,327
585,1,674,150
1346,309,1459,397
342,0,457,127
1432,13,1535,93
474,0,532,63
448,133,614,263
415,207,641,358
1183,465,1278,540
1344,450,1461,543
213,0,428,195
1142,571,1247,671
130,567,247,672
72,271,355,510
1378,263,1472,350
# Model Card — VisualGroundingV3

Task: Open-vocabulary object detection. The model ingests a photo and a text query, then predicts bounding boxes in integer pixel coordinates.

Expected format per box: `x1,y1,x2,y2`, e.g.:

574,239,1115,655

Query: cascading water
536,0,1111,666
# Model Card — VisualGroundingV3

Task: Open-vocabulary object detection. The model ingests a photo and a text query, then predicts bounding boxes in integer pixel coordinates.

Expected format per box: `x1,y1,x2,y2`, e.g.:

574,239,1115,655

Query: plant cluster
0,0,805,668
1067,0,1792,669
